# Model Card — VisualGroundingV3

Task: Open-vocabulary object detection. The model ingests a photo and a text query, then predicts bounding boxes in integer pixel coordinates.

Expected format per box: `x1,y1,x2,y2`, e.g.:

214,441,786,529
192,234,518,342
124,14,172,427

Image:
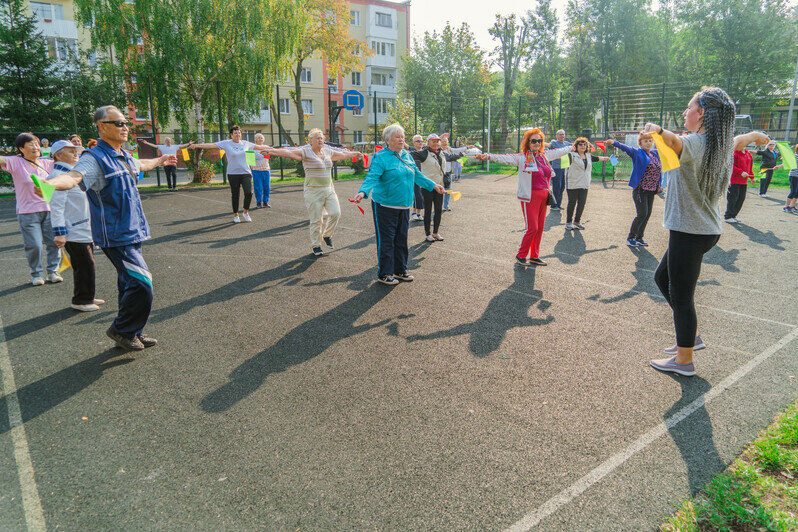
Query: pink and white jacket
488,146,573,201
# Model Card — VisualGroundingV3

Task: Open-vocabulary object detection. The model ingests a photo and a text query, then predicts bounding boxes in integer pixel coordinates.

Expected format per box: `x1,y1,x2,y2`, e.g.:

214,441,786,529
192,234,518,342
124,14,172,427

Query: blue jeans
252,169,271,205
102,243,153,338
443,183,452,209
17,211,59,277
371,202,410,278
551,168,566,208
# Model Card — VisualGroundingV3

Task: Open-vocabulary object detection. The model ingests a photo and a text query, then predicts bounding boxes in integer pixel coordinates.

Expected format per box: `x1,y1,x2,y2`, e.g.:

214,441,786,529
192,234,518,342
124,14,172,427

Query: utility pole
275,84,284,180
147,76,161,187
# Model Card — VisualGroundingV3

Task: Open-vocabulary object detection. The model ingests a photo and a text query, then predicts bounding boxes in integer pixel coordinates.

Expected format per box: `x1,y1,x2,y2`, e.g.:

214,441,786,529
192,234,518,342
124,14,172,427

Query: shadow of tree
194,221,307,249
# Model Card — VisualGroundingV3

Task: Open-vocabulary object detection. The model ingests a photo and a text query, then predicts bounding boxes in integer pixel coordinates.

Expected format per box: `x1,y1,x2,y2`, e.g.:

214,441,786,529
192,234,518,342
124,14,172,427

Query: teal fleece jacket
359,148,437,207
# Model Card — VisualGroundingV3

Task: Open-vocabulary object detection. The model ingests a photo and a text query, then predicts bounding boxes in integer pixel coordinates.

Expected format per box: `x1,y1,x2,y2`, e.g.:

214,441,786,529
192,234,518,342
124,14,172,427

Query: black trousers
371,202,410,278
566,188,588,224
759,169,773,195
629,187,656,240
421,188,443,235
724,183,747,219
64,241,96,305
228,173,253,213
654,230,719,348
164,165,177,189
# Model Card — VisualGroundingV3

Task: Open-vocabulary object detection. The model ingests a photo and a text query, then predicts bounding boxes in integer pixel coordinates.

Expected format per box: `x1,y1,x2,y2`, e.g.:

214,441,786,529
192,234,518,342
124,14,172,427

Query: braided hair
694,87,736,204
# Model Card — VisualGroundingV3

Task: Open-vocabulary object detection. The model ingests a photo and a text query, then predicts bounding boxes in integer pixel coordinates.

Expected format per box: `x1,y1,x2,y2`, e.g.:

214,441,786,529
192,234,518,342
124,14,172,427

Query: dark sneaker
626,238,639,247
515,255,529,265
664,335,705,355
323,236,333,248
377,275,399,286
635,239,649,247
312,247,324,256
394,272,414,282
650,356,695,377
106,327,144,351
137,334,158,348
528,257,547,266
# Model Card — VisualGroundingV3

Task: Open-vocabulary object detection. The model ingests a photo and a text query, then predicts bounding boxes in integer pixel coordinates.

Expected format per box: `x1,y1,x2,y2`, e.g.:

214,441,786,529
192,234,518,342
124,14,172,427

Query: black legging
164,165,177,189
421,188,443,235
566,188,588,224
654,230,720,348
228,173,253,213
759,169,773,195
629,187,656,240
724,183,747,219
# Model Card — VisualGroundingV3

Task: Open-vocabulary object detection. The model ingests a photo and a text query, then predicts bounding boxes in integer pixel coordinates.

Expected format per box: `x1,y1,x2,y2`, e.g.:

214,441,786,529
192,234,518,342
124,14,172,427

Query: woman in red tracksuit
477,129,573,266
723,144,756,223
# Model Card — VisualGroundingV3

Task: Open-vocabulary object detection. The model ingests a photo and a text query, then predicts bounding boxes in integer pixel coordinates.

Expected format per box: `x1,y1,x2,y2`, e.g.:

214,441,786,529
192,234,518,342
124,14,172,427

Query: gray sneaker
106,327,145,351
650,356,695,377
31,276,45,286
47,272,64,283
664,335,705,355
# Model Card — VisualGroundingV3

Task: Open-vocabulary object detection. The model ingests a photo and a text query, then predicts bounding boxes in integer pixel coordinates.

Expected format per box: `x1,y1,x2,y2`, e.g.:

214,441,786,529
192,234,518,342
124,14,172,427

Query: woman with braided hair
645,87,768,377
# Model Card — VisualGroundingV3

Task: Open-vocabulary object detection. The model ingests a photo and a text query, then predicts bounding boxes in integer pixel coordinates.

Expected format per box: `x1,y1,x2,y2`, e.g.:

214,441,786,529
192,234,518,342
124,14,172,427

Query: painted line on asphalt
504,325,798,531
0,314,46,531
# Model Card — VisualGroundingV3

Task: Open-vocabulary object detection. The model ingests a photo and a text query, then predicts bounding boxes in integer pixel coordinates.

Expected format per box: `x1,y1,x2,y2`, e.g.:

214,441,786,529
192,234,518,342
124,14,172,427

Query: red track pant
518,189,549,259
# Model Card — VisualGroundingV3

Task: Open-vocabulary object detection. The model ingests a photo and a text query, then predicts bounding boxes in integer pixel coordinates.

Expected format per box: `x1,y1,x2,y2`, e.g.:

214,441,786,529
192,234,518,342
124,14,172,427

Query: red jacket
731,149,753,185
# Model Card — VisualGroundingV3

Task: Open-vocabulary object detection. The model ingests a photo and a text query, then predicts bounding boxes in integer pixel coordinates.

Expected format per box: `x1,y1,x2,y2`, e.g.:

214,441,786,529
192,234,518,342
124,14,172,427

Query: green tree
520,0,563,133
57,54,126,134
0,0,59,132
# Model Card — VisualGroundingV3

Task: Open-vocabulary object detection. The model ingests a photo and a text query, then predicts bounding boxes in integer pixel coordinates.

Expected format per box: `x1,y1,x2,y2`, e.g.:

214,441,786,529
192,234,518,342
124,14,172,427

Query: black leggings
759,169,773,195
788,175,798,199
421,188,443,235
629,187,656,240
654,230,720,348
228,173,253,213
566,188,588,224
164,165,177,189
724,183,747,219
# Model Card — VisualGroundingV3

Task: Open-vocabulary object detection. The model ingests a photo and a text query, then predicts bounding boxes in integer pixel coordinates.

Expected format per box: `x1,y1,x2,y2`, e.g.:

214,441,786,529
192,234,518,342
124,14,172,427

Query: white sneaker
242,213,252,222
31,277,45,286
759,193,769,198
71,303,100,312
233,215,241,223
47,272,64,283
94,298,106,305
565,223,574,230
425,235,435,242
724,218,738,224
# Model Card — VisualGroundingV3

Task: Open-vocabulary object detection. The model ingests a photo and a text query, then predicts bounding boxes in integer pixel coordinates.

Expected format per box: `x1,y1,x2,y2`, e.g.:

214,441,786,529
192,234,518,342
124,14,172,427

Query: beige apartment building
24,0,411,146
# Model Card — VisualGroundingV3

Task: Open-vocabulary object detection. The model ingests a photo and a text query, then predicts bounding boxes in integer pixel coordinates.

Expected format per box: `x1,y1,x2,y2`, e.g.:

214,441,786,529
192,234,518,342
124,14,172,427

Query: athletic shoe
783,207,792,213
550,206,562,211
31,277,45,286
635,239,649,247
664,335,706,355
242,213,252,222
233,215,241,223
443,207,452,212
565,223,574,230
71,303,100,312
377,275,399,286
515,256,529,265
650,356,695,377
94,298,106,305
137,334,158,348
106,327,144,351
626,238,639,247
759,193,769,198
312,247,324,256
47,272,64,283
256,203,262,208
264,203,271,208
425,235,435,242
724,217,738,224
394,272,414,282
528,257,547,266
323,236,333,248
574,223,585,230
433,234,444,241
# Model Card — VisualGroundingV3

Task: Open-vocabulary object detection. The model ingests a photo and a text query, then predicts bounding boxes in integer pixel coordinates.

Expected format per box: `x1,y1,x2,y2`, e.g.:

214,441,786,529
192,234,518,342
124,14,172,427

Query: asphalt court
0,172,796,530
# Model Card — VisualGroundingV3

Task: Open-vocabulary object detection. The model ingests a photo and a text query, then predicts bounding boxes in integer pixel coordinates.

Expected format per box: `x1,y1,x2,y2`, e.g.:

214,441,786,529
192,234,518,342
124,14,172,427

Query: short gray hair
308,128,324,141
93,105,123,126
556,129,565,136
382,123,404,143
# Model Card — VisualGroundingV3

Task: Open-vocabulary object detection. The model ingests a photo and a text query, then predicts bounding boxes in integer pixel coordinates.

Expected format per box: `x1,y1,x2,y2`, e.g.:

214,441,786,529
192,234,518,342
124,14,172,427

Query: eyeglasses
101,120,129,128
529,139,542,144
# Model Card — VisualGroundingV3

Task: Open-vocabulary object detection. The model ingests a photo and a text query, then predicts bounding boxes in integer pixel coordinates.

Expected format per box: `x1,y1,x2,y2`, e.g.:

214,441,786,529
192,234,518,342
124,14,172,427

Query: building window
135,109,150,121
353,131,363,143
350,10,360,26
371,72,394,86
375,98,392,114
279,98,291,114
371,40,395,57
375,12,392,28
351,72,361,86
46,37,78,61
301,99,314,115
328,77,338,94
300,67,313,83
30,2,64,22
353,106,363,117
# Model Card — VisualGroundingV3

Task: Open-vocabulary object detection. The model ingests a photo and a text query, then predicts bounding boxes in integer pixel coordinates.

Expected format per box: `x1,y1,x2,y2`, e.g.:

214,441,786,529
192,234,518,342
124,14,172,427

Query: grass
662,401,798,532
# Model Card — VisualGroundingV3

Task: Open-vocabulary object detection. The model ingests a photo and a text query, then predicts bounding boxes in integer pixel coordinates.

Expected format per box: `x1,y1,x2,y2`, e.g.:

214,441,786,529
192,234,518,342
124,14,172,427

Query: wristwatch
658,126,664,135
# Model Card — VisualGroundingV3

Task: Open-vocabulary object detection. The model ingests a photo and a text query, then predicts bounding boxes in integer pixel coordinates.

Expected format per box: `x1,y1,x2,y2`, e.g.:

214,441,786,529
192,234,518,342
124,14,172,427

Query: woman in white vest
564,137,610,230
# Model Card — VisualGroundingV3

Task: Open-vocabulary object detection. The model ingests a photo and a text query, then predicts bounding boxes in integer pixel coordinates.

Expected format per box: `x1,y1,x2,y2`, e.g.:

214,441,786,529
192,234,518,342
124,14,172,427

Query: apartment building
27,1,91,65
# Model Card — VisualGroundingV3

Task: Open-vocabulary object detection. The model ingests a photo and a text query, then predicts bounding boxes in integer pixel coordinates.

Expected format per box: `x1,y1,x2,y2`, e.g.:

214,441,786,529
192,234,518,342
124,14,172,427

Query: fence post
558,92,563,130
275,84,284,181
449,94,454,137
659,82,665,126
481,98,486,170
784,55,798,142
517,95,522,152
487,96,491,173
373,91,379,147
216,81,226,184
147,76,161,187
414,93,418,135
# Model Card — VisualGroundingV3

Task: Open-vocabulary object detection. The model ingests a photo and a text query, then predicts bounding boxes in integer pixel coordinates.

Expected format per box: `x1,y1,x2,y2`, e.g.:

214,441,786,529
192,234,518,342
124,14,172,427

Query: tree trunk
293,61,305,143
270,102,297,147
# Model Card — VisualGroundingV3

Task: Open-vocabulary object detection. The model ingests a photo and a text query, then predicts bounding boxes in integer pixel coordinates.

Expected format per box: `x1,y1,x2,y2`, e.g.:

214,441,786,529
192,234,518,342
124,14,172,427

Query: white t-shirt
157,144,180,157
216,139,255,175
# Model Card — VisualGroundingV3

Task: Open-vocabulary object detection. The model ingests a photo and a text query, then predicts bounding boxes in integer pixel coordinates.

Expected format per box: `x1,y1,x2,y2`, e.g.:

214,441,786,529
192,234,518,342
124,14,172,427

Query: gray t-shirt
73,151,142,191
663,133,727,235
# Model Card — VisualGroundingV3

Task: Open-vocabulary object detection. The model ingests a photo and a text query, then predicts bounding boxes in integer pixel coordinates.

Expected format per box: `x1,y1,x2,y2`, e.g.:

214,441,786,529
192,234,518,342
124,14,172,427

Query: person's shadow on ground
597,247,661,304
703,245,741,273
544,230,618,265
729,222,787,251
406,265,553,358
662,373,727,495
193,221,307,249
0,349,133,434
200,269,407,413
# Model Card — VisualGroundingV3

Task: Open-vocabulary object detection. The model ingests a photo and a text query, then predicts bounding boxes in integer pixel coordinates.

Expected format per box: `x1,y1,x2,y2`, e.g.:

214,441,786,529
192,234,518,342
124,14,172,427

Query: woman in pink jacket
477,129,573,265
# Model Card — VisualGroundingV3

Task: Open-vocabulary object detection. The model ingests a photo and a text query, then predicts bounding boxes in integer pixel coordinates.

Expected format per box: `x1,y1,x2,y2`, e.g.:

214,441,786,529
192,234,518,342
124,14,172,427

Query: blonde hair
254,133,265,143
308,128,324,141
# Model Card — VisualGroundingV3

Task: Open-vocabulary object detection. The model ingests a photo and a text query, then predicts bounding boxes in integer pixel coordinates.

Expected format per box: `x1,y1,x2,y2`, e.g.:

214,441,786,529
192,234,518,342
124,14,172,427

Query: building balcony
244,109,272,125
34,19,78,40
366,54,397,69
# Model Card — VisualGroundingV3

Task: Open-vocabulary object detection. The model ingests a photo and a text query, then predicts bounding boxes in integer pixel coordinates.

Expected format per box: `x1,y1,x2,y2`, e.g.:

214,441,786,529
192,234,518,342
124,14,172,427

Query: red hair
522,128,546,155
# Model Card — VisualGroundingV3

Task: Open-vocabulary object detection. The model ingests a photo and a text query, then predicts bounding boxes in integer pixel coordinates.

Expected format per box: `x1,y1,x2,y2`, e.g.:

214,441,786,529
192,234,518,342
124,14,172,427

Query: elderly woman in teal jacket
353,124,444,286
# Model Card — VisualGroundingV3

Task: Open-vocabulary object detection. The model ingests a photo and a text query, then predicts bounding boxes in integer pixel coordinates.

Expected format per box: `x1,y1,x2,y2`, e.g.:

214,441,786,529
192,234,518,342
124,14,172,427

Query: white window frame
301,99,314,115
134,108,151,121
300,67,313,84
328,77,338,94
351,72,361,86
353,131,363,143
375,12,392,28
279,98,291,115
349,10,360,26
376,98,391,114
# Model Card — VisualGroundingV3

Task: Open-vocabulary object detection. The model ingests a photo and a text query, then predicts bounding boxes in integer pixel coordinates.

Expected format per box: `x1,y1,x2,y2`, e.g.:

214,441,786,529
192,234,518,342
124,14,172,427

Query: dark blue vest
81,140,150,247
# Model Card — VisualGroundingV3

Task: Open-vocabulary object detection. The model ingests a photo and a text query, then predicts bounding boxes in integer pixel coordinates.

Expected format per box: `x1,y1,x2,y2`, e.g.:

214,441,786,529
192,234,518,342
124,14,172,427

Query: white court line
0,314,46,531
505,325,798,532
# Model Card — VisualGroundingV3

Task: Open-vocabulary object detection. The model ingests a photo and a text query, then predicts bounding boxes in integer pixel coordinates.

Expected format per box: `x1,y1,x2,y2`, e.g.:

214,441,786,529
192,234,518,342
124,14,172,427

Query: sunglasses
101,120,130,128
529,138,542,144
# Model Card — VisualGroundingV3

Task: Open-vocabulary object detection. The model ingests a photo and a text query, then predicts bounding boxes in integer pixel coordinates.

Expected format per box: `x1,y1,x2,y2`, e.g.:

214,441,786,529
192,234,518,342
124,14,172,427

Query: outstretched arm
139,154,178,172
264,147,303,161
190,142,220,150
137,138,157,149
45,171,83,191
731,131,769,152
330,150,362,162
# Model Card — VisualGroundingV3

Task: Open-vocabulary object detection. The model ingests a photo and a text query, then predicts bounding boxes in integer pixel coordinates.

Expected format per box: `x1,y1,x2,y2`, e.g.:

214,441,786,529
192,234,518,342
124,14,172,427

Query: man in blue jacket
548,129,572,210
45,106,176,351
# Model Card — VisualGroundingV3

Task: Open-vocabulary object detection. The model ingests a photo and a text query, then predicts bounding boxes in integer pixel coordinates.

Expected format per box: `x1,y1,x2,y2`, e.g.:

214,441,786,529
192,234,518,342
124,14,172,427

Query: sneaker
664,336,706,355
71,303,100,312
94,298,106,305
515,256,529,266
565,223,574,230
323,236,333,248
626,238,639,247
443,207,452,212
433,234,444,241
650,356,695,377
242,213,252,222
137,334,158,348
759,193,769,198
574,223,585,230
31,277,45,286
47,272,64,283
425,235,435,242
783,207,792,213
106,327,145,351
528,257,547,266
635,239,649,247
724,217,736,224
255,203,262,208
394,272,414,282
233,215,241,224
265,202,271,208
550,206,562,211
312,247,324,256
377,275,399,286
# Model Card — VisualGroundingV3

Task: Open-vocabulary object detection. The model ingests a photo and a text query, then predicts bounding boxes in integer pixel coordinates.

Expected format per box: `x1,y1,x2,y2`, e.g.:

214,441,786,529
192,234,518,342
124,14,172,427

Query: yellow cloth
650,132,680,172
57,250,71,274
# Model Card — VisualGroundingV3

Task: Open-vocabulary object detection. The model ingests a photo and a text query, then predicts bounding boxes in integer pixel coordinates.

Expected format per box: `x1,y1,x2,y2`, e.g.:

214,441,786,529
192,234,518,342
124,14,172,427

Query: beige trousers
304,186,340,247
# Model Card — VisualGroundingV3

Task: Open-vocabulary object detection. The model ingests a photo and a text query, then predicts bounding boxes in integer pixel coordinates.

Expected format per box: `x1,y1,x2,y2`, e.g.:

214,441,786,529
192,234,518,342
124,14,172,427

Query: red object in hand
363,153,369,168
352,156,357,163
348,198,365,214
265,154,270,159
595,141,606,152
